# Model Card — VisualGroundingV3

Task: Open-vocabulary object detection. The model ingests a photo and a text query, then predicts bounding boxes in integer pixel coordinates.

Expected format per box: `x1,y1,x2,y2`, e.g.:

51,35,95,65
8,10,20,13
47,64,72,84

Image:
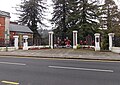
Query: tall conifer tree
52,0,100,41
99,0,120,49
52,0,69,40
18,0,46,45
77,0,99,40
100,0,119,31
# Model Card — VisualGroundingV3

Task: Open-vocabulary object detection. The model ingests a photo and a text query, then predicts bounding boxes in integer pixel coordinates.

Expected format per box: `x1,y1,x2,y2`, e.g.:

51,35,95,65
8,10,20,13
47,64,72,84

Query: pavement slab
0,49,120,61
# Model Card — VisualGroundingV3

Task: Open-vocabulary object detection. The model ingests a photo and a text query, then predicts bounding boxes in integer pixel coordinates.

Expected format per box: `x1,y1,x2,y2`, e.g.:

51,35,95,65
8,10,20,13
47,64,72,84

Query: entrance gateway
49,31,96,50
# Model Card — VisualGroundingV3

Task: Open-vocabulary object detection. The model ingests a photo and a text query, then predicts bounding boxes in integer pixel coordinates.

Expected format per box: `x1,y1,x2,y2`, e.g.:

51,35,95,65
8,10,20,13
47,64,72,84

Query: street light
5,29,9,51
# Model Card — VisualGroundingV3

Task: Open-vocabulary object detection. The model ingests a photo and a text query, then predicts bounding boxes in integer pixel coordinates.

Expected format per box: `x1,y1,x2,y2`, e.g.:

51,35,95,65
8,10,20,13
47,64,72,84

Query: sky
0,0,53,29
0,0,119,29
0,0,21,21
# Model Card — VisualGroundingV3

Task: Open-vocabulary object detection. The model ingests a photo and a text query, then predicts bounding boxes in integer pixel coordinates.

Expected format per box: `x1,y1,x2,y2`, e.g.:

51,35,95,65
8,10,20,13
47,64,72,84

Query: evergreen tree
99,0,120,49
100,0,119,31
66,0,80,38
52,0,100,41
52,0,69,40
77,0,100,40
18,0,46,45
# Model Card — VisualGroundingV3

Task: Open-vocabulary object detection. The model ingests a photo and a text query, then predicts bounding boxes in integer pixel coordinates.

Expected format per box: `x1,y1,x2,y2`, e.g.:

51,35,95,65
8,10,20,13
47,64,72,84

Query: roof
9,24,33,33
0,10,10,17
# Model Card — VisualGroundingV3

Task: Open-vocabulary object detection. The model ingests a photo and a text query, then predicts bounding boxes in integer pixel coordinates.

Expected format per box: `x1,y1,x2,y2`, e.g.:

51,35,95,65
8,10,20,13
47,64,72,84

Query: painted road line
0,62,26,66
48,66,114,73
1,80,19,85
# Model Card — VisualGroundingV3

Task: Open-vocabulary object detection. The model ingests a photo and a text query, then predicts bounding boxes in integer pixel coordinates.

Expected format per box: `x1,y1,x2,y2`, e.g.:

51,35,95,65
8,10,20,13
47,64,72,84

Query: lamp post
5,29,9,52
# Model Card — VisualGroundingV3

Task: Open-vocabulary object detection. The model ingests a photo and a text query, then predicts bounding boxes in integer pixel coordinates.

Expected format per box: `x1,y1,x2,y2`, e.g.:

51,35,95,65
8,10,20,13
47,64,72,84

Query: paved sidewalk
0,49,120,61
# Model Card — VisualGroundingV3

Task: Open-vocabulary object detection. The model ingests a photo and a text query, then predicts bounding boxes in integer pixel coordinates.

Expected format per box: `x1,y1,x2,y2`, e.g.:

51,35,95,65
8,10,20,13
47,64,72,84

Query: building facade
9,22,33,48
0,10,10,46
0,10,33,48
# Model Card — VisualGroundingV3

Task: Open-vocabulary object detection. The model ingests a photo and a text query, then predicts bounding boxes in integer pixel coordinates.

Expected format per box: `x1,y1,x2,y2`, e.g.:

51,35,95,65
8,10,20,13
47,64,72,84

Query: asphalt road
0,56,120,85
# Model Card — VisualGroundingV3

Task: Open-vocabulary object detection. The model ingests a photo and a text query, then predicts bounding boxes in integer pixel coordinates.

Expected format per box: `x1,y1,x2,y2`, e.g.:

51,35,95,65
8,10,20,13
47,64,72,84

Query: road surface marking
0,62,26,66
48,66,114,73
1,80,19,85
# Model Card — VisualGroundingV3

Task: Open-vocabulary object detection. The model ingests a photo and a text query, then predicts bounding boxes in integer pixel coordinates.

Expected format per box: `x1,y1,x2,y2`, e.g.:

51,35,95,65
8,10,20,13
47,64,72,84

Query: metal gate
78,35,95,48
113,36,120,47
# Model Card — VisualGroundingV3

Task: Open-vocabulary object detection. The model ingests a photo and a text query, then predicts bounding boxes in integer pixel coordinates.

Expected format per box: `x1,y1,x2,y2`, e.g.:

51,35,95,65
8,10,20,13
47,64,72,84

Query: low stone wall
111,47,120,53
0,47,16,51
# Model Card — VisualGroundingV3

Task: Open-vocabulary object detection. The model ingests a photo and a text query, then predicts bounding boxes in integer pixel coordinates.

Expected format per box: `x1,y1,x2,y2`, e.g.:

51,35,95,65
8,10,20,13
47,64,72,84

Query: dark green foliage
100,30,109,50
99,0,120,49
52,0,69,40
77,0,100,38
99,0,119,30
52,0,120,49
52,0,100,41
18,0,46,45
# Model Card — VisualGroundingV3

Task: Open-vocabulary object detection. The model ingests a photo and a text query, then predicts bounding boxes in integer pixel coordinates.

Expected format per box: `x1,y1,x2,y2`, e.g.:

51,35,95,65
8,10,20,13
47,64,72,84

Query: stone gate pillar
94,33,100,51
73,31,78,49
23,35,28,50
49,31,54,49
13,35,19,49
108,33,115,51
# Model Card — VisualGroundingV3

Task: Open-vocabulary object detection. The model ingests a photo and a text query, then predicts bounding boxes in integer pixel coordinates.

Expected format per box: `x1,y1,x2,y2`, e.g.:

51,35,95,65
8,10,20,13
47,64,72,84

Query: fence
79,35,95,46
0,38,5,47
0,38,34,47
113,36,120,47
0,38,13,47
